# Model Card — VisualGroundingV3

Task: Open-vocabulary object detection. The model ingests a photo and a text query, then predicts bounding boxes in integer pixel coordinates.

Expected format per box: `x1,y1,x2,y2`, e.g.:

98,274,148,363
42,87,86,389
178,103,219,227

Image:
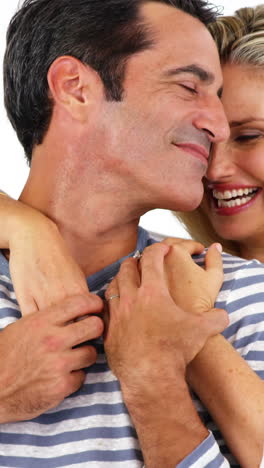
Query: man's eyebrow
163,64,214,83
230,117,264,127
162,64,223,97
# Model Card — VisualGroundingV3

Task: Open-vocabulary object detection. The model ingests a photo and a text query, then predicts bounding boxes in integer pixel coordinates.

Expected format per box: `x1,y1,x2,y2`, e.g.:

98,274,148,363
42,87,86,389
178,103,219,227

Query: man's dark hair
4,0,218,163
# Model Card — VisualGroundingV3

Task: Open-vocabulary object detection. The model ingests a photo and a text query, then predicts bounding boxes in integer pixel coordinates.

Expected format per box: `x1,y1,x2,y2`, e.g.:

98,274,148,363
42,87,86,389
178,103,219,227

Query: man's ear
47,56,103,121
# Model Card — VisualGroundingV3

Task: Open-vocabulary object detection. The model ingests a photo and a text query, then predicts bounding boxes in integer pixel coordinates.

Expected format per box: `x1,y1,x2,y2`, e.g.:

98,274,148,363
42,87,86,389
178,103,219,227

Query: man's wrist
121,375,208,467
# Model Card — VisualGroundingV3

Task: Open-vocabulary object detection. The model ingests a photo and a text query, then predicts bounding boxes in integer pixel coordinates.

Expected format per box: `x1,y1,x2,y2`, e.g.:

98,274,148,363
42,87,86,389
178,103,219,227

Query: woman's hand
162,239,264,467
162,237,223,314
1,195,88,315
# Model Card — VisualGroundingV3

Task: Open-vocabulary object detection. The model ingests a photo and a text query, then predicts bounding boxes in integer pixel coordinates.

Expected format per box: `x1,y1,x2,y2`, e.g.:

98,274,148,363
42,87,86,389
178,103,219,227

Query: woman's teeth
212,187,258,208
217,196,252,208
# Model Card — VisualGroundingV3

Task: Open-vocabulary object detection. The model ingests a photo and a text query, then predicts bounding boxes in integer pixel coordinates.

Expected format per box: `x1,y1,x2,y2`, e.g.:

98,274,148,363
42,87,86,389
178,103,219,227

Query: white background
0,0,259,237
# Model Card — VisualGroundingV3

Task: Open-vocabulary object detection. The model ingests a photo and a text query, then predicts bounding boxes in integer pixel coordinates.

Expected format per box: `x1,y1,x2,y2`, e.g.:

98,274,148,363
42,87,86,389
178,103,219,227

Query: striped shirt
0,227,263,467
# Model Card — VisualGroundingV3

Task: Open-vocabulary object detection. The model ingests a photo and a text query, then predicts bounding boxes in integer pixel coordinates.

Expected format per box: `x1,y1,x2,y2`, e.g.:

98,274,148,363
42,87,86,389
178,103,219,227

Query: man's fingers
203,308,229,337
163,237,205,256
18,293,39,316
116,257,141,296
105,277,121,331
140,243,170,286
105,277,119,301
65,315,104,348
64,370,87,398
48,294,103,325
189,309,229,361
67,345,98,371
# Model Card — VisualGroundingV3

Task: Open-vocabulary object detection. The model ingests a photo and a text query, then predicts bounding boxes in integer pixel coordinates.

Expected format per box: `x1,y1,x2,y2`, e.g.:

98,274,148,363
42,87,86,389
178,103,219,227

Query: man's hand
104,243,228,467
0,294,103,423
163,237,223,314
105,243,227,384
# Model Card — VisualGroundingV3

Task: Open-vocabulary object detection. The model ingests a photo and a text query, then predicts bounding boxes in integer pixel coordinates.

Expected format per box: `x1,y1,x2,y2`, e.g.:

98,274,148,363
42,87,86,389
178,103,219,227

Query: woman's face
204,63,264,245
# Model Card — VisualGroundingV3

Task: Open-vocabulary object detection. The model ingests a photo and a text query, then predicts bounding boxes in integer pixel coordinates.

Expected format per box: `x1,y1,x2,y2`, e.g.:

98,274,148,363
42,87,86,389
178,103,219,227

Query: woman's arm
163,238,264,468
0,193,89,315
187,333,263,468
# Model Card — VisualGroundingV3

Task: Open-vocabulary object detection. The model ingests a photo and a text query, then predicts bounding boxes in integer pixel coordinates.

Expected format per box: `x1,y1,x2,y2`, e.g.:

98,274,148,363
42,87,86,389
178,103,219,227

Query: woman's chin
211,223,251,243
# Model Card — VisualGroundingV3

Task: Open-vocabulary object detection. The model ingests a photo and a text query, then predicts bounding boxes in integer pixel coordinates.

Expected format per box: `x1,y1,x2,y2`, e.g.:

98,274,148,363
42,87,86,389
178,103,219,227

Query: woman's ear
47,56,103,122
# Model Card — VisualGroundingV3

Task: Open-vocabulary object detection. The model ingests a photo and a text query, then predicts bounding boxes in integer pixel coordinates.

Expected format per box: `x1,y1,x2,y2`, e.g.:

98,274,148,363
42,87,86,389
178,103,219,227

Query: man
0,0,263,466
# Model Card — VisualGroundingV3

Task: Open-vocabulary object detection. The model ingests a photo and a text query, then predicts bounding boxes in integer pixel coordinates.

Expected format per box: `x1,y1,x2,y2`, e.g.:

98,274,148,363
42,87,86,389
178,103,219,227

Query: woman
0,6,263,466
175,5,264,262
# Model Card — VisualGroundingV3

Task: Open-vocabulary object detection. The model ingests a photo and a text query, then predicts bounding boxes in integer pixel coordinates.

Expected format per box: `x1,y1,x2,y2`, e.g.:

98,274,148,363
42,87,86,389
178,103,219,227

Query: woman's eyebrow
230,117,264,127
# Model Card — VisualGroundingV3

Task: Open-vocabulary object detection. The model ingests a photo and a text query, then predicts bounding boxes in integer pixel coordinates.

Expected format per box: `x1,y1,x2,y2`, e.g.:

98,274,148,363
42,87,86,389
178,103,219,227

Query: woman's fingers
204,243,224,287
9,222,89,316
162,237,205,256
204,243,223,269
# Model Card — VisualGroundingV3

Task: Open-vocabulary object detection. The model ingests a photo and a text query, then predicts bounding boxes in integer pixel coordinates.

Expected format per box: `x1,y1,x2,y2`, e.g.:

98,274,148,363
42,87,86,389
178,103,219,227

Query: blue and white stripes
0,232,263,467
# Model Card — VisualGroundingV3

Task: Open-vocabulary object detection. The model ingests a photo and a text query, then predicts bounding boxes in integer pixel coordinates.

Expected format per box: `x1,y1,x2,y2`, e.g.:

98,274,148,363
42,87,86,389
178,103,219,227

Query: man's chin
171,192,204,213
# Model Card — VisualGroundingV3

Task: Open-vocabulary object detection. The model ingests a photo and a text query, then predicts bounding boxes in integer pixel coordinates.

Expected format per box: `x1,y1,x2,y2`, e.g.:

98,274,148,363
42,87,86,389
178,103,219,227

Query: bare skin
0,294,104,422
0,194,263,465
0,1,253,465
204,64,264,263
163,238,264,467
0,194,89,314
104,243,229,467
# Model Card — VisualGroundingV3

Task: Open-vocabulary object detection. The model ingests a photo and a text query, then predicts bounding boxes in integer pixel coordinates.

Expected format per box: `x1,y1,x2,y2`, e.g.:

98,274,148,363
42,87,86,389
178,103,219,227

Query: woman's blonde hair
174,5,264,256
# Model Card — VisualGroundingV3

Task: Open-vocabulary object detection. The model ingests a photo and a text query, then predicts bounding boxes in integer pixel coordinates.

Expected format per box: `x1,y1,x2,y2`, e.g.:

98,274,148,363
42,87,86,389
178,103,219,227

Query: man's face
91,2,229,213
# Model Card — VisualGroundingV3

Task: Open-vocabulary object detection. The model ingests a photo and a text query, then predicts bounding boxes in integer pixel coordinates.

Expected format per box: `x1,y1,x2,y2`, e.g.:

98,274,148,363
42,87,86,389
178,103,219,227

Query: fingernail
214,243,222,253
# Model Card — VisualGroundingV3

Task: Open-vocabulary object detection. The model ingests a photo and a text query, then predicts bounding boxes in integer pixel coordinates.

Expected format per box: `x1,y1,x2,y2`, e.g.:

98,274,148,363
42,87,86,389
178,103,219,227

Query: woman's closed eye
234,133,263,143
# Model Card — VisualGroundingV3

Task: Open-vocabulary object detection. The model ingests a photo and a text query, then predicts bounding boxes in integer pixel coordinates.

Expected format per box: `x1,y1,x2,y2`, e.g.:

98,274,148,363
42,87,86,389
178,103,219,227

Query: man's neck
56,220,139,277
19,179,142,277
19,136,154,276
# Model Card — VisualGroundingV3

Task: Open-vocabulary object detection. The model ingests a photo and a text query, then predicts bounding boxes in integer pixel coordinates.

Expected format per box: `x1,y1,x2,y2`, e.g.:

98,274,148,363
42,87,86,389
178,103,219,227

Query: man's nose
193,95,230,144
206,141,235,181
